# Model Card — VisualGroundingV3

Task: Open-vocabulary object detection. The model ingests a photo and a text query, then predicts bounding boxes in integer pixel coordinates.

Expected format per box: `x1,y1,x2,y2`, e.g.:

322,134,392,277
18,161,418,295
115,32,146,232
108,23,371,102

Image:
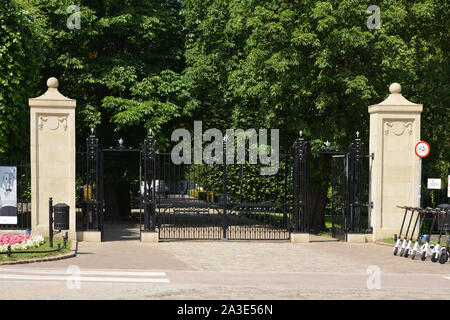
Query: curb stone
0,240,78,266
375,241,394,247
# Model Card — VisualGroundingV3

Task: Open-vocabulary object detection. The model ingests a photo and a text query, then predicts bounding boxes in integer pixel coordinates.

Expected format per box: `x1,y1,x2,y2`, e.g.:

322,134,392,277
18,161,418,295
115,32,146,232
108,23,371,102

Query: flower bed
0,234,45,252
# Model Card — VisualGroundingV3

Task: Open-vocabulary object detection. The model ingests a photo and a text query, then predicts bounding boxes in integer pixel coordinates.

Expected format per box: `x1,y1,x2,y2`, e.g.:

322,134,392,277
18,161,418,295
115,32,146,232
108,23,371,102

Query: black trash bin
53,203,70,230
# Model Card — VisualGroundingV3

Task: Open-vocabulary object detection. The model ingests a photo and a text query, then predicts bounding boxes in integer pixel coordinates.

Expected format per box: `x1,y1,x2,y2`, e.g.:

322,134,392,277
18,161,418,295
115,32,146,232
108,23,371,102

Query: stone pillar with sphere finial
368,83,423,241
29,77,77,240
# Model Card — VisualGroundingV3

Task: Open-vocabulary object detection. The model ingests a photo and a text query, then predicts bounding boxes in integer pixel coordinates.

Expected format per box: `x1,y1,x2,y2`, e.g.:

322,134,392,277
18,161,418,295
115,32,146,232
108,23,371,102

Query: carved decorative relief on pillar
384,120,412,136
38,115,68,131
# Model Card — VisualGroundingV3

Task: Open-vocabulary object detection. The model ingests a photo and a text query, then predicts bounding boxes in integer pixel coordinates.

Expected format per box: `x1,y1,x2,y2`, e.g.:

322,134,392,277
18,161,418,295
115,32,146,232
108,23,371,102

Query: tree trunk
306,156,330,232
307,184,328,233
104,182,131,220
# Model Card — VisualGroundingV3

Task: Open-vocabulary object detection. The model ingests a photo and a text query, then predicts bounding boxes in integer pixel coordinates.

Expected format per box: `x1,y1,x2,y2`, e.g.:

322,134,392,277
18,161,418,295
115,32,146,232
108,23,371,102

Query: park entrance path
16,222,192,271
0,227,449,299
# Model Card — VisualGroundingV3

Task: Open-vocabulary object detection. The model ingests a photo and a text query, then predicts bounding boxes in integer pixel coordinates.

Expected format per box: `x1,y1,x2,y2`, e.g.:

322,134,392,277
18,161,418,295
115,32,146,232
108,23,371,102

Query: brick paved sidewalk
158,240,450,275
1,224,449,300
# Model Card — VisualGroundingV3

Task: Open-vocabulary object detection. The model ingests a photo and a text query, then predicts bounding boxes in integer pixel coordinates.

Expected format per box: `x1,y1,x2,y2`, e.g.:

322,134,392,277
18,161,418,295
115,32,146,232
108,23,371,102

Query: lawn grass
315,232,339,240
380,237,396,245
0,237,72,262
324,215,369,230
380,237,448,246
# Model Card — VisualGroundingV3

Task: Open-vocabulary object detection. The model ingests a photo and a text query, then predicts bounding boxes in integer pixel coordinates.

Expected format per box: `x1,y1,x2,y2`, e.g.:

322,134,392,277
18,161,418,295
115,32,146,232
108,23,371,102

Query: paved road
0,223,449,299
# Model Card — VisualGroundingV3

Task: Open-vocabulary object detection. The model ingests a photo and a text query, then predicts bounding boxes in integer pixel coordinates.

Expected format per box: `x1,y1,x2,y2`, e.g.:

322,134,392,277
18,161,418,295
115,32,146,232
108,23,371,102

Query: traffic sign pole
418,158,422,207
414,141,430,208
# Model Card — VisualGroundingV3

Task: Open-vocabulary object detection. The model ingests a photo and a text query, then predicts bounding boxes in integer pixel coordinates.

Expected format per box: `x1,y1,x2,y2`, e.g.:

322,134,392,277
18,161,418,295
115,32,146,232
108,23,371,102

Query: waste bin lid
54,203,69,209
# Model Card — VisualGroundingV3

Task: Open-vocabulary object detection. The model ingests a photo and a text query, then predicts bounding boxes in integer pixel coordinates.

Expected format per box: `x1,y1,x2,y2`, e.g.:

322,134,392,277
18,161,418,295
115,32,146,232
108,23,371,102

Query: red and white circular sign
415,141,430,158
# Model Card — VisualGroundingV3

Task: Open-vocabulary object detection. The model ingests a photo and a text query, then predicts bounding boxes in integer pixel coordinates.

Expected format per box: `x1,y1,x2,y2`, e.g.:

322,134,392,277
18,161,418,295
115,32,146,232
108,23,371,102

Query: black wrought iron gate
140,132,294,240
76,131,104,239
77,130,371,241
293,132,372,240
78,131,142,240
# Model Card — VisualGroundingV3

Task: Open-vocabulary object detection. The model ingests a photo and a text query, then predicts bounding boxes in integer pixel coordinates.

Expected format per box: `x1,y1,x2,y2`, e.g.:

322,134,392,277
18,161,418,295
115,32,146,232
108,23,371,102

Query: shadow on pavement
101,221,141,242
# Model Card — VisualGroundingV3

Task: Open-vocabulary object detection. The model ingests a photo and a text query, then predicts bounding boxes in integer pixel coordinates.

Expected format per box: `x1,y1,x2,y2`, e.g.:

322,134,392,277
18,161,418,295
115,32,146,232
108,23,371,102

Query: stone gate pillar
29,77,76,239
369,83,422,241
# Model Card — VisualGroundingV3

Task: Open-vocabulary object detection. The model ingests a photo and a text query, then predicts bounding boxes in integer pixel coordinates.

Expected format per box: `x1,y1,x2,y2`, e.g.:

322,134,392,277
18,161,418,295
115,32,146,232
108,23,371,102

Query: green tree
0,0,48,155
406,0,449,200
34,0,186,218
36,0,185,147
181,0,449,231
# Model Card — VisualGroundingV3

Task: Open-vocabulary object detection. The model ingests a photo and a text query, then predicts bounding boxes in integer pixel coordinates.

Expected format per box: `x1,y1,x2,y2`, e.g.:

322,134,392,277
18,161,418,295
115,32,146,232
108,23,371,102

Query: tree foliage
181,0,448,151
0,0,448,228
0,0,48,154
180,0,449,228
35,0,185,147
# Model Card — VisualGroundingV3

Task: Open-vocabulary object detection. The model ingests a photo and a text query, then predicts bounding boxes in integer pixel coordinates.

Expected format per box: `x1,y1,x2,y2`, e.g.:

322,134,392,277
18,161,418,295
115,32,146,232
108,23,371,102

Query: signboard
0,166,17,224
415,141,430,158
427,178,441,190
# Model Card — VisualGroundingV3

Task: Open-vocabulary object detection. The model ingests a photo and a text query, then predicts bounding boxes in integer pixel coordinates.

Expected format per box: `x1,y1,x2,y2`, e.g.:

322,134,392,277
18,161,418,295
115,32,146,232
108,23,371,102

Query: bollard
63,232,68,248
49,197,54,248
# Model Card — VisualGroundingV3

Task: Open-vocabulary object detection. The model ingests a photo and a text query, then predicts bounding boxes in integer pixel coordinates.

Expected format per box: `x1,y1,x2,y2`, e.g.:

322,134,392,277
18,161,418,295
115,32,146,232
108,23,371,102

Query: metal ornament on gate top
87,133,98,160
143,130,156,160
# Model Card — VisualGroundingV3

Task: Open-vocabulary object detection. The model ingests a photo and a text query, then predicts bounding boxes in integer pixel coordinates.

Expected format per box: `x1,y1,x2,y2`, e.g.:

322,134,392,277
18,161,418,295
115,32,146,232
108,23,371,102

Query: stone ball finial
389,83,401,94
47,77,59,89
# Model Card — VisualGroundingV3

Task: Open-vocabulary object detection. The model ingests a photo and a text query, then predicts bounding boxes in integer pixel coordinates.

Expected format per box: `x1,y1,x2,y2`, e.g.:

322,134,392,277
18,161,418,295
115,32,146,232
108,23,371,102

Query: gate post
141,130,158,243
369,83,423,241
291,132,310,243
347,133,364,235
29,78,76,239
222,136,228,239
86,130,98,231
353,134,364,233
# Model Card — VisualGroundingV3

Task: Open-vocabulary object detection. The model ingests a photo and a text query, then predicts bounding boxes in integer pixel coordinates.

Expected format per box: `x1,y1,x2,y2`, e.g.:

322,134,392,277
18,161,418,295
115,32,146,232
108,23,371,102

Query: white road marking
0,268,169,283
0,274,169,283
0,268,166,277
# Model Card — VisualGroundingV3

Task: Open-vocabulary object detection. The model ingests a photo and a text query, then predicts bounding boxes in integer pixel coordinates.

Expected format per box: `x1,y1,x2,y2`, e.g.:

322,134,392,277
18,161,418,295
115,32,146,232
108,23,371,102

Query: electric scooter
420,208,439,261
439,235,450,264
399,207,415,257
404,207,420,258
431,208,448,263
410,208,428,260
394,206,410,256
438,206,450,264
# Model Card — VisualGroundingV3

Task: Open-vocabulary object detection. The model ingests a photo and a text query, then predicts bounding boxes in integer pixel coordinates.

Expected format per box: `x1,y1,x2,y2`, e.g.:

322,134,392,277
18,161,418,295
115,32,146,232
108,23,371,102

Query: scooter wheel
430,252,438,263
439,253,448,264
393,247,398,256
411,251,416,260
421,251,427,261
404,249,409,258
399,248,405,257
